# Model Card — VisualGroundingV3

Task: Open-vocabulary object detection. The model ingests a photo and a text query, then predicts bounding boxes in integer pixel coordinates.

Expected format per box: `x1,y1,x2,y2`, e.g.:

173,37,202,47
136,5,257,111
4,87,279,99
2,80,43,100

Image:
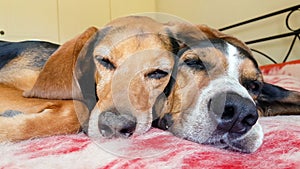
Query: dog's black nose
209,92,258,135
98,111,137,138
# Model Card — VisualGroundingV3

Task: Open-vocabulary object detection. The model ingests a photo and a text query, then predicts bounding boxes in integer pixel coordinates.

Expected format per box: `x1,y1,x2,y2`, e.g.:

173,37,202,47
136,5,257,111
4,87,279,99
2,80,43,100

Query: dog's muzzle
206,92,260,152
98,111,137,138
209,92,258,136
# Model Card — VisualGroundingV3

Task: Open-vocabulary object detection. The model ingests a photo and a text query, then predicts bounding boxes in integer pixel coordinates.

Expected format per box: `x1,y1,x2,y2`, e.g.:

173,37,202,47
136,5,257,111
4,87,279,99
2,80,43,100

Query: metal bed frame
219,4,300,64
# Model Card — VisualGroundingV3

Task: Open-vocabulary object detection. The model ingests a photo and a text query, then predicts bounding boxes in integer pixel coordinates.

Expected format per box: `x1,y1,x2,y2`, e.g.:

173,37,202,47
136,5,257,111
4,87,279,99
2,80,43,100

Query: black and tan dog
0,16,179,141
0,16,299,153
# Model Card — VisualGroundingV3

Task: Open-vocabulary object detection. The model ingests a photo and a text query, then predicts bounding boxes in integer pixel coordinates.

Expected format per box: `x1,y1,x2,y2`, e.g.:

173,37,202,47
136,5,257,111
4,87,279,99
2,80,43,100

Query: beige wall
156,0,300,65
111,0,156,19
58,0,111,43
58,0,156,42
0,0,59,42
1,0,299,65
0,0,156,43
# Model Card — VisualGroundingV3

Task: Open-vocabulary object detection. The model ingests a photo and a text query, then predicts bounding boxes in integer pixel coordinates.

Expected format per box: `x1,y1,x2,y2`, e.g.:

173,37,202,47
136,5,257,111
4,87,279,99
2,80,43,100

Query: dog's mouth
203,133,247,152
202,121,263,153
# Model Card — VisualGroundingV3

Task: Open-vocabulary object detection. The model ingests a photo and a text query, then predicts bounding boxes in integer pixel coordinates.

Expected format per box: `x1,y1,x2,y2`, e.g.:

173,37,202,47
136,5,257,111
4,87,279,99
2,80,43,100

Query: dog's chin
203,123,264,153
131,108,154,136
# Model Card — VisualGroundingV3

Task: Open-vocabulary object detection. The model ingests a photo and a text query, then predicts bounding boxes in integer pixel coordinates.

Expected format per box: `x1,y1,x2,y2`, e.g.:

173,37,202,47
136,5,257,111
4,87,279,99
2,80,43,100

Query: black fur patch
258,82,290,102
256,82,300,116
0,110,23,117
152,113,174,130
0,41,21,69
75,28,111,112
152,29,181,127
162,29,181,98
0,40,59,70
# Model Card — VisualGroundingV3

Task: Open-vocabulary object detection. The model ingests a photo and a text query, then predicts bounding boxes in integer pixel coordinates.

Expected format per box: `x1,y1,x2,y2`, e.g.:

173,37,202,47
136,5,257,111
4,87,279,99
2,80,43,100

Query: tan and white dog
152,23,265,153
151,23,300,153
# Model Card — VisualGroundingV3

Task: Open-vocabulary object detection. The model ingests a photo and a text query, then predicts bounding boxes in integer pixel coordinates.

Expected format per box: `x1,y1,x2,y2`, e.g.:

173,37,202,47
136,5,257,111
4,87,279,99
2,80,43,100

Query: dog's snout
209,92,258,135
98,111,137,138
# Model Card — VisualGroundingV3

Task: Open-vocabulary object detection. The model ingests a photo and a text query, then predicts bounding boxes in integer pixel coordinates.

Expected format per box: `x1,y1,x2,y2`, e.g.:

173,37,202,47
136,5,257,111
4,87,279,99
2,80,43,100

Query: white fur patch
224,42,253,101
226,43,241,80
196,42,253,105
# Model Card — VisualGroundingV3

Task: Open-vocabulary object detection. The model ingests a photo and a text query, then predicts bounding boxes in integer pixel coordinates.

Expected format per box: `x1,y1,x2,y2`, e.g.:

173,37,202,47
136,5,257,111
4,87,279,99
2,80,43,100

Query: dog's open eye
184,58,205,70
146,69,169,79
96,55,116,70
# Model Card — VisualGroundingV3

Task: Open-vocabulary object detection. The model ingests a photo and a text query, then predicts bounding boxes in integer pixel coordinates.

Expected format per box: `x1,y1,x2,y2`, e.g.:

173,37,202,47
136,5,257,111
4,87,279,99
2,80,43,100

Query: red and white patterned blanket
1,61,300,169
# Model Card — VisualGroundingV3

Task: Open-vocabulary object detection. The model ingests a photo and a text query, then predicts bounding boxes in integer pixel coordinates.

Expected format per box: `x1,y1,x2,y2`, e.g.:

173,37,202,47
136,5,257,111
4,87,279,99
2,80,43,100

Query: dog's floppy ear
256,82,300,116
73,26,112,111
196,24,253,55
23,27,98,99
165,22,209,48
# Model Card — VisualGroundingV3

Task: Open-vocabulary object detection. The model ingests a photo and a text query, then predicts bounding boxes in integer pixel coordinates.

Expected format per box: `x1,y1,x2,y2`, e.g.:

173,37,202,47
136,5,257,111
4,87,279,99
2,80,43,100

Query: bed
1,5,300,169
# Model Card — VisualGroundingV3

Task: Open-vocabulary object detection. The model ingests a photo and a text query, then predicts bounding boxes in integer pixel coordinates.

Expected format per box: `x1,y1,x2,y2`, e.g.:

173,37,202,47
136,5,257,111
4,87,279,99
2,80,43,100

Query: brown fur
23,27,98,99
0,27,97,141
0,84,88,142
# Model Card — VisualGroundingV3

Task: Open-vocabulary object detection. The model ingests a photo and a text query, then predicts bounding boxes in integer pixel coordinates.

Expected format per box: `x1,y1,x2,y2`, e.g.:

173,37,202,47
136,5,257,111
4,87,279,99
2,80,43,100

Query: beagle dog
0,16,179,141
83,16,179,138
1,16,299,153
152,23,300,153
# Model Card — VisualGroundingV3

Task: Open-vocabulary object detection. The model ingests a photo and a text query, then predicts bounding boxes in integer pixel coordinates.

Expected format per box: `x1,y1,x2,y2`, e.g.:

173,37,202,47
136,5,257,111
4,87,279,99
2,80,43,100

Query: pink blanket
1,60,300,169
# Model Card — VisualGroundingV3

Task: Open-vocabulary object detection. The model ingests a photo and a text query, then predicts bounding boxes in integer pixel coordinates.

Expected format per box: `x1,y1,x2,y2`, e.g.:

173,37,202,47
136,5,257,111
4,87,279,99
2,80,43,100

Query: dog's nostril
242,114,257,127
222,105,235,120
220,139,226,144
99,124,114,138
119,126,135,137
117,114,136,138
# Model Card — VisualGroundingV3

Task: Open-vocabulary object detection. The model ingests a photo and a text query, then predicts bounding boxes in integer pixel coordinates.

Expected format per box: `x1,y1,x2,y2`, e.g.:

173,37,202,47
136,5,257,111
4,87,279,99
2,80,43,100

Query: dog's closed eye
146,69,169,79
95,55,116,70
184,58,206,70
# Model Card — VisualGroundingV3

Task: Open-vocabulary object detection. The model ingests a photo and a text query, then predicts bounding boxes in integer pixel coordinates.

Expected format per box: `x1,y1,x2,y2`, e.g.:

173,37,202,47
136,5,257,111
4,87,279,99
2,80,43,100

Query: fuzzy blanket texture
1,60,300,169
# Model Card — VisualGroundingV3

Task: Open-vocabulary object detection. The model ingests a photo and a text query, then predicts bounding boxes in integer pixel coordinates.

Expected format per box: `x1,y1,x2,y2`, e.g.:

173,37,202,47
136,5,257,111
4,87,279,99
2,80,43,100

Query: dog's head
73,16,181,138
23,16,183,139
153,23,264,153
